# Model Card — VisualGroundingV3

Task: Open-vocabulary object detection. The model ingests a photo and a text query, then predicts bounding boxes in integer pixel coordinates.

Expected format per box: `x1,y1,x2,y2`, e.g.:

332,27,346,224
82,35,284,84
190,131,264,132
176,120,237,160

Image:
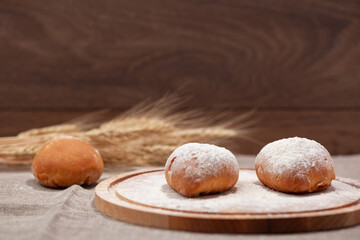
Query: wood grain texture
0,111,90,137
95,168,360,233
1,110,359,155
240,110,360,155
0,0,359,109
0,1,359,154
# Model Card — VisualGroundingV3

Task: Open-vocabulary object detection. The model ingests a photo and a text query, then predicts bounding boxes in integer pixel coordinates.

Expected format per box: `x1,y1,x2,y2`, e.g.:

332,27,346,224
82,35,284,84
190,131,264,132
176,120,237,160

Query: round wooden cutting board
95,168,360,233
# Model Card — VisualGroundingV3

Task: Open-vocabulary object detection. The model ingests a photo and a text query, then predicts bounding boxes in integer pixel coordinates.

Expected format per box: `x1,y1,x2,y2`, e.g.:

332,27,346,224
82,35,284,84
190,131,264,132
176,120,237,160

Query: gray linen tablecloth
1,155,359,240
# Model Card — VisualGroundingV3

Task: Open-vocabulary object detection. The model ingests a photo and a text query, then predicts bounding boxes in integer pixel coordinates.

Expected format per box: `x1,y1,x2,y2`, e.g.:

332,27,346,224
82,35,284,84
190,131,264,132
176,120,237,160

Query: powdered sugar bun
165,143,239,197
255,137,335,193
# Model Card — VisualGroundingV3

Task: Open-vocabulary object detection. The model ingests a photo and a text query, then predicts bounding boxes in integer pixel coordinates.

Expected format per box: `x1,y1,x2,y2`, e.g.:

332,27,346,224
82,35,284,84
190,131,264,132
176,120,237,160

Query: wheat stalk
0,96,254,166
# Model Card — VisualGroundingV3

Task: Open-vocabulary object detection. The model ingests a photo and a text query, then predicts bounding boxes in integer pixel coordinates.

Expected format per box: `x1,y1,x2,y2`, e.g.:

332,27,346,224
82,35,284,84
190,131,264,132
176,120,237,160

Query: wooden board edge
94,168,360,233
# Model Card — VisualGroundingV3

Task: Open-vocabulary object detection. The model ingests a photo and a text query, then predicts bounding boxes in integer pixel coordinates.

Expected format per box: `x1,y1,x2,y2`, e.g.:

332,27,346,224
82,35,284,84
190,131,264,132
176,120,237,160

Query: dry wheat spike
0,96,254,166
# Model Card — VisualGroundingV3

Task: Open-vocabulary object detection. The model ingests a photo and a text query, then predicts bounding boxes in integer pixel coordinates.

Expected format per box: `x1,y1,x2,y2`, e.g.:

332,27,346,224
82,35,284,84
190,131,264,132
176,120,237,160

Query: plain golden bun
255,137,335,193
32,136,104,188
165,143,239,197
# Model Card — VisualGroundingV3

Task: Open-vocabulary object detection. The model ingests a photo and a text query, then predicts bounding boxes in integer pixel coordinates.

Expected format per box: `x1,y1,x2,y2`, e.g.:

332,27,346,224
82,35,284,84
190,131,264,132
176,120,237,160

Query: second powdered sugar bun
165,143,239,197
255,137,335,193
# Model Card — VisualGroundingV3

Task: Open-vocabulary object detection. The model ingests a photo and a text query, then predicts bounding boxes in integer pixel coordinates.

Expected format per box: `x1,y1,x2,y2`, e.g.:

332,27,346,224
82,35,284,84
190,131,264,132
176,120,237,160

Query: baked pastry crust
32,136,103,188
165,143,239,197
255,137,335,193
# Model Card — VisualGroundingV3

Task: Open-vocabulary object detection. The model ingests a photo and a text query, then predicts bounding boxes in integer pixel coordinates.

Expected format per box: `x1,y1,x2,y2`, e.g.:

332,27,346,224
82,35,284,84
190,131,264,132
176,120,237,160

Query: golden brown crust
32,136,104,188
165,168,238,197
255,161,335,193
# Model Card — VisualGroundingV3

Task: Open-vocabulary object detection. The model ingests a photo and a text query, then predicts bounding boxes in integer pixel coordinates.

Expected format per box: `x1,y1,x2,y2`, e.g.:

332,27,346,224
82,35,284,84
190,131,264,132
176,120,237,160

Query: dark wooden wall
1,0,359,154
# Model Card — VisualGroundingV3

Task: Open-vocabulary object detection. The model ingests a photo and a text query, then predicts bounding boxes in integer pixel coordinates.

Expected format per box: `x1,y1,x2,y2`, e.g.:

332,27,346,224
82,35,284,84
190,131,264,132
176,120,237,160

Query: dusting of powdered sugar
255,137,334,176
115,170,360,213
165,143,239,183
